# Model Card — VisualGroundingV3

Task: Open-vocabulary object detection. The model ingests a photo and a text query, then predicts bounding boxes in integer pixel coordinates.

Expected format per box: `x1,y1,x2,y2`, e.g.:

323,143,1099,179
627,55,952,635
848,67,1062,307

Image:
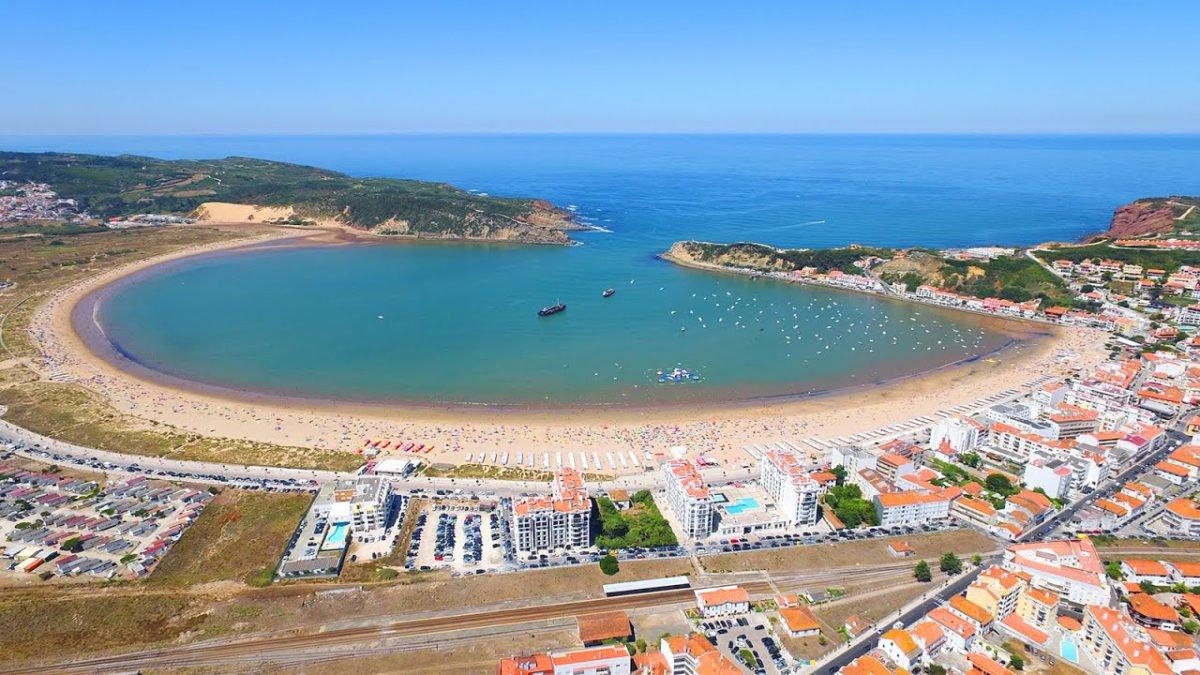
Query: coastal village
1,162,1200,672
5,254,1200,672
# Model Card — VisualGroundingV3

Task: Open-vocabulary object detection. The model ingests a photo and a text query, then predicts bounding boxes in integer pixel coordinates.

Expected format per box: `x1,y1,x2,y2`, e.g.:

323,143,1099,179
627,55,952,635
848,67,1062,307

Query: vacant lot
151,489,312,587
699,529,997,574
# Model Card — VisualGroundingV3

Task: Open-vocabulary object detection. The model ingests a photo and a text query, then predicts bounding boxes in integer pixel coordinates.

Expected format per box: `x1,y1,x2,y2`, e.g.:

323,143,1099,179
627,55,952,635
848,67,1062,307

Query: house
887,541,915,558
948,595,994,631
878,629,922,671
1160,498,1200,538
779,605,822,638
1121,559,1173,587
1126,594,1182,631
498,645,631,675
927,607,977,653
695,586,750,618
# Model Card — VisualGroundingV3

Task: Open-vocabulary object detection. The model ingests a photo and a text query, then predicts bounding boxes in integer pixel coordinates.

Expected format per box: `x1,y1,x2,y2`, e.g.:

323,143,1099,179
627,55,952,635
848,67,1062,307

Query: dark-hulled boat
538,302,566,317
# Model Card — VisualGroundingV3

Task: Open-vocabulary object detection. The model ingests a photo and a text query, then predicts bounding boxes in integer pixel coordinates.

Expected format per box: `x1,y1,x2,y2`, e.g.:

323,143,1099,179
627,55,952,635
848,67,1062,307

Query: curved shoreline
27,224,1111,472
71,239,1046,414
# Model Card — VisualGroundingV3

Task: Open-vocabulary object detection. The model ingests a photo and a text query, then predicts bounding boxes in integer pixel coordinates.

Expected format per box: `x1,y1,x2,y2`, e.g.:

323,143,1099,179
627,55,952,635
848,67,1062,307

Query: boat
657,366,701,383
602,288,615,298
538,301,566,317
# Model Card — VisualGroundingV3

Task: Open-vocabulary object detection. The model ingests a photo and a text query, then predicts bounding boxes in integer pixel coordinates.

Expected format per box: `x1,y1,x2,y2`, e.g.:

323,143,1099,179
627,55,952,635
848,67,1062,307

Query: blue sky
3,2,1198,134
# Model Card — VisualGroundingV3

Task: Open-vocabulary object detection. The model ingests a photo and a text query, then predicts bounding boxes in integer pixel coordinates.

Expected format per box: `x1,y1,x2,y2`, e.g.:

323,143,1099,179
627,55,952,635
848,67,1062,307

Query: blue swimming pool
724,497,760,515
1060,636,1079,664
323,522,350,549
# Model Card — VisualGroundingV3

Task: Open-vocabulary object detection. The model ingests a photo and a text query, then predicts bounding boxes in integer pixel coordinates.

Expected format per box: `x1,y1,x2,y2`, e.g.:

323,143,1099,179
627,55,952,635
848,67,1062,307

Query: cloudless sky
3,1,1198,134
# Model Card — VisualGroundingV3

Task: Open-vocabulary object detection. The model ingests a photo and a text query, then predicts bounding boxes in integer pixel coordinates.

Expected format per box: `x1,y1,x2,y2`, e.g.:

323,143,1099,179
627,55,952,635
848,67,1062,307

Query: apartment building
758,446,821,528
1021,457,1074,499
512,468,592,555
1002,539,1111,607
662,459,715,540
1079,605,1173,675
872,489,953,527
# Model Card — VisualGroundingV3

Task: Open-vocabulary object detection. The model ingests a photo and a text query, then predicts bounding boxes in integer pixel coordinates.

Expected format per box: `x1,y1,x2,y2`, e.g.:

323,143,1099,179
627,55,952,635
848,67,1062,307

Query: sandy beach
24,224,1112,475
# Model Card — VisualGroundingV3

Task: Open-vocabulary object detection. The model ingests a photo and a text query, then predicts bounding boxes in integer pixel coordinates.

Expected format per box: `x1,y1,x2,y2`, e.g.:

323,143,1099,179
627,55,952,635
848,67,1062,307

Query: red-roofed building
512,468,592,555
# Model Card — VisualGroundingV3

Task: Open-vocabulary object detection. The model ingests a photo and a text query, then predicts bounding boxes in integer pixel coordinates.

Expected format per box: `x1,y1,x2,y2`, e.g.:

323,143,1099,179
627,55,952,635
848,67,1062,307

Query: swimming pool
323,522,350,549
1060,637,1079,663
724,497,760,515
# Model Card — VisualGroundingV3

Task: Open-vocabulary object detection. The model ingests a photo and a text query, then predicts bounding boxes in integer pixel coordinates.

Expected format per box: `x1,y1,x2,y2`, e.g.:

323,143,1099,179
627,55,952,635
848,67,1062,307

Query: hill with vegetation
0,151,581,244
1033,241,1200,275
666,240,1077,306
663,240,893,275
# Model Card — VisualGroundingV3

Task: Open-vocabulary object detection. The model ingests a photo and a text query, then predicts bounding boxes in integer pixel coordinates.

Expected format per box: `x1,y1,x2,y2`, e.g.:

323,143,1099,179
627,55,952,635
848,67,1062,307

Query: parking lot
696,519,958,556
405,500,507,573
699,615,791,675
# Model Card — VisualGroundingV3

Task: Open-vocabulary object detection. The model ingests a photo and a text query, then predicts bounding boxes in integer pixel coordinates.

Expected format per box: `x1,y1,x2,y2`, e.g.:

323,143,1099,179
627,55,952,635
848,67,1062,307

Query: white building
313,476,392,532
498,645,631,675
873,490,953,527
512,467,592,555
759,446,821,528
1022,457,1074,499
662,459,715,540
695,585,750,617
930,415,983,454
1002,539,1111,607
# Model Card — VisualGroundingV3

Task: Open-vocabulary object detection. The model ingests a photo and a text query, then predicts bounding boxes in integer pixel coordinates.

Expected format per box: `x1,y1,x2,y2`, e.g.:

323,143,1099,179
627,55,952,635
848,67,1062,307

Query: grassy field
421,463,555,482
698,529,997,574
150,489,312,587
0,380,364,472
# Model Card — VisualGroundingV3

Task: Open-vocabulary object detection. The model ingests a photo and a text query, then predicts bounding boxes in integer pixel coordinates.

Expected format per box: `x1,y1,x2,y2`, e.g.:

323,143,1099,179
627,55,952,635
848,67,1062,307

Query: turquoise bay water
30,134,1196,406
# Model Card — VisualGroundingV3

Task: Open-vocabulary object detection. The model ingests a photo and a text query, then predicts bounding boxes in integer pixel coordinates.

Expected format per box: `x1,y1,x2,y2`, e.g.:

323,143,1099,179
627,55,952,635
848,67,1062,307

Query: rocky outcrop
1090,199,1186,241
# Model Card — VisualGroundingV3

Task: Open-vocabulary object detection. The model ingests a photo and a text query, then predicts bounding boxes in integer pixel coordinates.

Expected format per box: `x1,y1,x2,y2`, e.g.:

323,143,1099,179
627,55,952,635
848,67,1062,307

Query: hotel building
313,476,393,532
512,468,592,555
759,446,821,528
662,459,715,540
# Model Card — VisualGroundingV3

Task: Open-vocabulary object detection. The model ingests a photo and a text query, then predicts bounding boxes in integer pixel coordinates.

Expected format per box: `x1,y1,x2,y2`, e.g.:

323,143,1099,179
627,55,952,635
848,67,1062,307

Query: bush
376,568,399,581
985,473,1017,496
599,555,620,576
914,560,932,582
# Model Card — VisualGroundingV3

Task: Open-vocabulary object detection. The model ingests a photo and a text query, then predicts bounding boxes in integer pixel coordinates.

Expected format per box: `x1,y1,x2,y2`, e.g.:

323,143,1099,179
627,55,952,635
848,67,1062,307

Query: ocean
16,134,1198,405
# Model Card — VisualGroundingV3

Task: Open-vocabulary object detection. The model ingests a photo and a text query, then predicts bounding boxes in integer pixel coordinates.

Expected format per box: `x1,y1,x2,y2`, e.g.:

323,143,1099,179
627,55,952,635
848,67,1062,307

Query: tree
1009,652,1025,670
1183,619,1200,635
971,554,983,566
985,473,1015,495
599,555,620,576
836,499,878,528
635,638,647,653
1139,580,1157,595
914,560,932,582
927,666,947,675
939,552,963,575
959,452,981,468
830,465,847,486
1104,560,1124,580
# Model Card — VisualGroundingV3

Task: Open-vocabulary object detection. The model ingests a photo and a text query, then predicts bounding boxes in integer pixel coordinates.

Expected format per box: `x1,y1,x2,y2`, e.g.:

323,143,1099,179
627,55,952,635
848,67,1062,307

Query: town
3,316,1200,673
